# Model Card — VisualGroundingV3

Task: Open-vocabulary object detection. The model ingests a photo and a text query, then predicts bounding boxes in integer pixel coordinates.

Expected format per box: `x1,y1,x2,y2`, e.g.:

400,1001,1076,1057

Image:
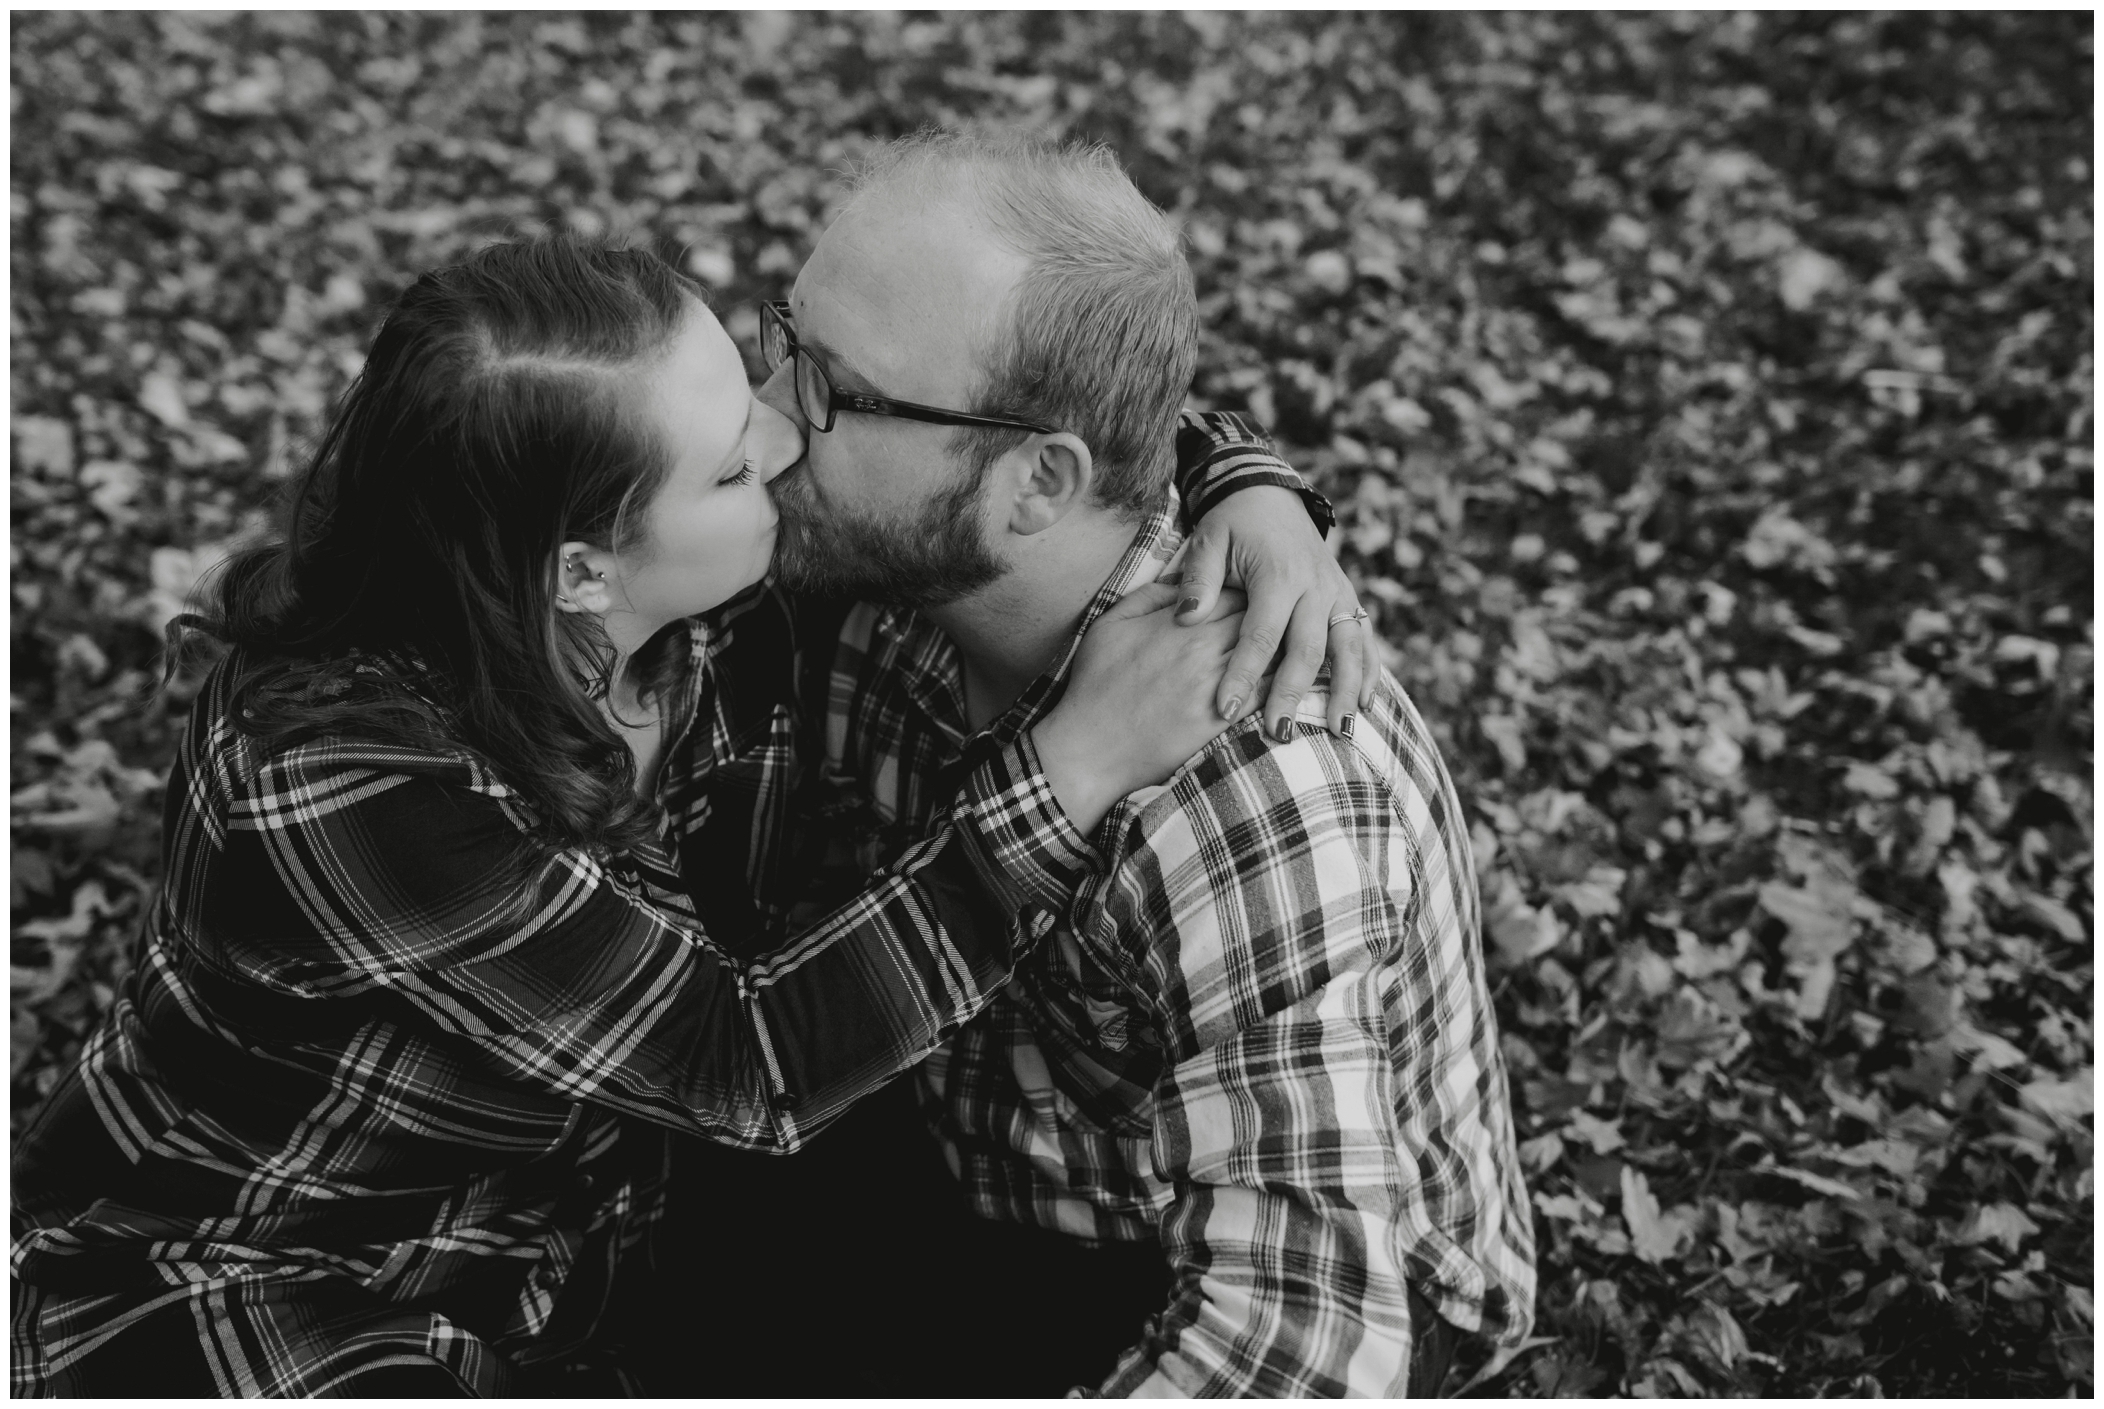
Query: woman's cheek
749,490,776,573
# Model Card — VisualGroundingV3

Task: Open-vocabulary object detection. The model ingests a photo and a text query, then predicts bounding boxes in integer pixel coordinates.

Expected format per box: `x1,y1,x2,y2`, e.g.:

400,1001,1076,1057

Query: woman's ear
1007,433,1095,537
554,541,616,615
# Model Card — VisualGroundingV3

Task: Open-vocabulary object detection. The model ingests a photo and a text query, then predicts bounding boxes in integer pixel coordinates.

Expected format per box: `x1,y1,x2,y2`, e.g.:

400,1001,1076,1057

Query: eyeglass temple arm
831,392,1056,434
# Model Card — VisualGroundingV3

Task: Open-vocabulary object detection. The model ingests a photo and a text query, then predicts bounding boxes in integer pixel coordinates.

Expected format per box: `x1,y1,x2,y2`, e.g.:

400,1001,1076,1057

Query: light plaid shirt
807,487,1537,1396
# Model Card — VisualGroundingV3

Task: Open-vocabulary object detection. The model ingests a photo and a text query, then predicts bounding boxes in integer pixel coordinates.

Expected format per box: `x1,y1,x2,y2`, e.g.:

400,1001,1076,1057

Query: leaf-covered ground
10,12,2092,1397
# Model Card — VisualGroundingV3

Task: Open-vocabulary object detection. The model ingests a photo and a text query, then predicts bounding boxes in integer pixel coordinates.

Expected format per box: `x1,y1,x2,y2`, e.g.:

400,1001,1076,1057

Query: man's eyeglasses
760,300,1058,437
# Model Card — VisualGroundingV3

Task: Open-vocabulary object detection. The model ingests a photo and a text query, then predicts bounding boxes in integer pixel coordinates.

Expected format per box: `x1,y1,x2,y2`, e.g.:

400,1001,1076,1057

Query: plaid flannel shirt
804,436,1535,1395
9,598,1089,1397
8,411,1314,1397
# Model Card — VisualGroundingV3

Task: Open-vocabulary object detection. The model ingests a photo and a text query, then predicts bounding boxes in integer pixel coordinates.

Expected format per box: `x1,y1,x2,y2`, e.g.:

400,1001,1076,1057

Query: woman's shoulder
195,646,521,812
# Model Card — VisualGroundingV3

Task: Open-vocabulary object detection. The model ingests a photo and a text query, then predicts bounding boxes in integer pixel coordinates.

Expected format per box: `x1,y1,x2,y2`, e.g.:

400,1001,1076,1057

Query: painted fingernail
1221,696,1242,721
1179,596,1203,616
1338,713,1356,740
1273,716,1295,743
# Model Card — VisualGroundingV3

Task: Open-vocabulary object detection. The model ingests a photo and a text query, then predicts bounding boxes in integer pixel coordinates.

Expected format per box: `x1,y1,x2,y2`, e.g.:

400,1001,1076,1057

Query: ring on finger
1327,607,1371,629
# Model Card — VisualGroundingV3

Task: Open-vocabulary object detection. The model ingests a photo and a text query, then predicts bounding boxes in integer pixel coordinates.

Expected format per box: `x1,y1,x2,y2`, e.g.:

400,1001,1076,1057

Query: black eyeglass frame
761,301,1059,437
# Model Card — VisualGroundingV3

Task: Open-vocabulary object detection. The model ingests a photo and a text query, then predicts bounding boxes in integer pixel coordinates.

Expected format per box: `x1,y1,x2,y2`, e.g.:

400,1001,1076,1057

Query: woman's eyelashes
723,456,758,487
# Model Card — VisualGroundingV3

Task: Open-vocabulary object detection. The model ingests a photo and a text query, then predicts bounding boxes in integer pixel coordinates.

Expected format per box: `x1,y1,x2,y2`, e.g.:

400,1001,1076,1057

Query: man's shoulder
1089,672,1476,1049
1083,674,1468,949
1125,670,1462,844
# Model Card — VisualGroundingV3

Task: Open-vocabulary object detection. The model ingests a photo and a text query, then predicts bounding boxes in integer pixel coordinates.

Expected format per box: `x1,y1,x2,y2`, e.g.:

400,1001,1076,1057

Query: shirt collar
873,488,1187,749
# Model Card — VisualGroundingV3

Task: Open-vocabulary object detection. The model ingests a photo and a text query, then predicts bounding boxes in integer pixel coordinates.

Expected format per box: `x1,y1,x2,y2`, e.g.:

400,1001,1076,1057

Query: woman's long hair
175,235,704,863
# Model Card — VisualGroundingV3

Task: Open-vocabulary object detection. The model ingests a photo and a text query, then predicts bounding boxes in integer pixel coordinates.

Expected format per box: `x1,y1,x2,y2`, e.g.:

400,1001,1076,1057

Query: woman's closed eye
722,456,758,487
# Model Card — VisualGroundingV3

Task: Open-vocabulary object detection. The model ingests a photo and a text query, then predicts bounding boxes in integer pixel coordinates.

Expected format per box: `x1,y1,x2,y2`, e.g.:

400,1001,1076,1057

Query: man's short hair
846,131,1198,519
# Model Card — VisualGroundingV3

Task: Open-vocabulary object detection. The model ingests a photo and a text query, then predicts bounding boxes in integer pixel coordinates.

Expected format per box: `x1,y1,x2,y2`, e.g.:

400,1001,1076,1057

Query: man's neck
926,512,1146,732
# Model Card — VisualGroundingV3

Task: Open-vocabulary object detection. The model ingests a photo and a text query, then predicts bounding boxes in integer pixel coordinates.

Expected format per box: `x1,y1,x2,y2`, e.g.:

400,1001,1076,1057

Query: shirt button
771,1090,800,1112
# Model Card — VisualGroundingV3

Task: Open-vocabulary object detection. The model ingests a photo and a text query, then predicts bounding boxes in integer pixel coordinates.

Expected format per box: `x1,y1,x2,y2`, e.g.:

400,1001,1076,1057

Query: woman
12,236,1354,1396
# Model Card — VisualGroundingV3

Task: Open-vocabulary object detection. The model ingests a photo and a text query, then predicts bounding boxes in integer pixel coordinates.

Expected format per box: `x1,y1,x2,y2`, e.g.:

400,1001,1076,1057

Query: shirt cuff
1173,413,1335,537
1190,470,1337,539
952,731,1101,922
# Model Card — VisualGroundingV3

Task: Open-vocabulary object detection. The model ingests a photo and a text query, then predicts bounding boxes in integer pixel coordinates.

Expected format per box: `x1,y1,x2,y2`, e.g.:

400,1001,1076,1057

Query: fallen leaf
138,369,190,428
1955,1201,2041,1254
1656,987,1745,1068
16,782,122,841
1684,1302,1749,1372
1758,1162,1863,1200
1697,727,1744,778
1760,881,1856,962
1795,957,1837,1019
1380,396,1433,435
1825,1138,1918,1177
1894,972,1959,1039
1519,1130,1567,1172
1303,249,1352,294
1778,247,1846,311
1480,713,1530,773
1567,1109,1626,1154
2019,1073,2094,1129
2020,893,2088,944
14,415,75,477
1951,1024,2028,1071
78,460,143,521
1556,865,1627,919
1842,761,1902,800
1715,1203,1765,1263
1492,902,1564,966
1623,1165,1694,1263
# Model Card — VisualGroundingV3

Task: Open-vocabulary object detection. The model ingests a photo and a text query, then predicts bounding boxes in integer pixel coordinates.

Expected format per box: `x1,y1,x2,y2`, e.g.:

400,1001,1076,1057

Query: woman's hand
1033,581,1249,836
1173,485,1377,742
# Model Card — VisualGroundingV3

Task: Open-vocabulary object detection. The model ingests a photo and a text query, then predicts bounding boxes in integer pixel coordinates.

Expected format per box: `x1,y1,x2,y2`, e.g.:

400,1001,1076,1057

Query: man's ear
1005,433,1094,536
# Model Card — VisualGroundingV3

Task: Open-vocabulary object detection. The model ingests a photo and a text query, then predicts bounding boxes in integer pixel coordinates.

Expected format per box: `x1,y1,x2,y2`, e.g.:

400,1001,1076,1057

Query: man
753,132,1536,1396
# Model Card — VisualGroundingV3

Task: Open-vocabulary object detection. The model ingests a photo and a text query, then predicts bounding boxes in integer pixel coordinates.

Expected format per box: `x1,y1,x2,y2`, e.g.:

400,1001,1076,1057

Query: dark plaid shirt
10,604,1087,1395
803,457,1537,1394
8,411,1307,1396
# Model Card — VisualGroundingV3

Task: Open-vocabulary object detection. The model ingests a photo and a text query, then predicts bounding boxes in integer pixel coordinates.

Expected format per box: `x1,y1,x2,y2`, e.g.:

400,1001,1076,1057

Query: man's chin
771,525,872,599
769,517,854,595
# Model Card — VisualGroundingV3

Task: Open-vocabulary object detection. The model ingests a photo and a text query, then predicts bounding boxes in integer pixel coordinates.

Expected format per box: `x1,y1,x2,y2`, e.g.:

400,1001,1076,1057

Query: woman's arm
221,579,1244,1151
223,734,1062,1150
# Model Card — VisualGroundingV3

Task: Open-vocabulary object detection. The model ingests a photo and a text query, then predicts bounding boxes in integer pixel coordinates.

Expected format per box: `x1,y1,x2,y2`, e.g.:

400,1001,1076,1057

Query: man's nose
747,394,805,484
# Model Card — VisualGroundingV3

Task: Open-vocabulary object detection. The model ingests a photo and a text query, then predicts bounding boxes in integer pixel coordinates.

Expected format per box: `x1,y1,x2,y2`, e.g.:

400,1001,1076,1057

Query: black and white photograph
9,11,2091,1398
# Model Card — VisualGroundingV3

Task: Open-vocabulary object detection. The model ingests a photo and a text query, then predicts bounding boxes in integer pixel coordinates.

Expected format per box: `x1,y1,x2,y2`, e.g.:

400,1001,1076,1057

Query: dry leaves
9,10,2090,1399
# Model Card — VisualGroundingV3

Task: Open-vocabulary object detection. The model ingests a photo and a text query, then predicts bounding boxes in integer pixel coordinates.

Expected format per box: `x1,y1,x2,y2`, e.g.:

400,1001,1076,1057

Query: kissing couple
13,131,1533,1398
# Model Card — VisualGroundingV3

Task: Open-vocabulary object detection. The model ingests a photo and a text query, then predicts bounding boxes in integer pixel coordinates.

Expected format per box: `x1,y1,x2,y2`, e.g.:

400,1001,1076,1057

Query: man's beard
770,458,1007,609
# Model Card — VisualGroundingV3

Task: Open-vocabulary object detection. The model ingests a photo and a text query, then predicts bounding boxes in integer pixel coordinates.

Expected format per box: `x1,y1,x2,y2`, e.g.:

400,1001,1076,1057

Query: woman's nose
756,359,804,428
747,393,805,484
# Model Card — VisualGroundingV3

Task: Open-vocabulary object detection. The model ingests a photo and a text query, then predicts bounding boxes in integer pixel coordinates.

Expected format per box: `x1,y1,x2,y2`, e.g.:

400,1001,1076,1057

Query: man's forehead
791,198,1024,394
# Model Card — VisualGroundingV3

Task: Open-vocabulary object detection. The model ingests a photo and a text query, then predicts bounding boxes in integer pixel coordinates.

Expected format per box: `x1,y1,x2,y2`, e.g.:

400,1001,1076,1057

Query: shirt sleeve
1171,409,1335,536
1076,723,1534,1397
220,731,1092,1152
